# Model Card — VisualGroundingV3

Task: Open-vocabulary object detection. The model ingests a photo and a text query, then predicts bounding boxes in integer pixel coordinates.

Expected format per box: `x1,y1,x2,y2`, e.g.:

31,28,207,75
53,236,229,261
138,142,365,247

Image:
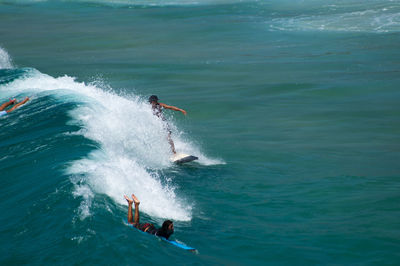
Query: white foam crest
2,70,193,221
70,91,174,169
72,181,94,220
0,47,13,69
69,155,191,220
269,5,400,33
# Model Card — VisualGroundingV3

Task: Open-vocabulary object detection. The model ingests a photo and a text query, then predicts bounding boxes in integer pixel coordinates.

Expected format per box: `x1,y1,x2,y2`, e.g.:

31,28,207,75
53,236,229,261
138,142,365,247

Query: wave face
0,49,222,222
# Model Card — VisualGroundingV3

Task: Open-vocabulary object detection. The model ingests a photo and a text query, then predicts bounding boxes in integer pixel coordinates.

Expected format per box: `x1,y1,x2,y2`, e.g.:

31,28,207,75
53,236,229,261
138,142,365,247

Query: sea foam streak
0,67,217,221
0,47,13,69
267,1,400,33
4,0,250,7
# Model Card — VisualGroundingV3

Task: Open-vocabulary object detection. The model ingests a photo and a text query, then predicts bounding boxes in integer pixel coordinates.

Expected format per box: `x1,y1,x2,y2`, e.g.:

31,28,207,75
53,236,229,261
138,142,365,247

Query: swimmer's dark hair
149,95,158,103
157,220,174,239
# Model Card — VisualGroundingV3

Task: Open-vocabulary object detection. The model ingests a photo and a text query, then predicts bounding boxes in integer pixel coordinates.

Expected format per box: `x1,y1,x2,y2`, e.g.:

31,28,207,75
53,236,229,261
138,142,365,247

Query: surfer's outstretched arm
0,99,16,111
159,103,187,115
7,97,29,113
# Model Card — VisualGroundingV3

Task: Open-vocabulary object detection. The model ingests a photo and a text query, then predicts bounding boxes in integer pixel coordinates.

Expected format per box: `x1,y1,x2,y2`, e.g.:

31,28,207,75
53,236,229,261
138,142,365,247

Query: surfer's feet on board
131,194,140,205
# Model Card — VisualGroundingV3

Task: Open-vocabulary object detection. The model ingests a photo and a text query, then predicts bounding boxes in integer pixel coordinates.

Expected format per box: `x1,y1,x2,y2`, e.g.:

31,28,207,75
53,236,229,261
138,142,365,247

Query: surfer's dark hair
157,220,173,239
149,95,158,103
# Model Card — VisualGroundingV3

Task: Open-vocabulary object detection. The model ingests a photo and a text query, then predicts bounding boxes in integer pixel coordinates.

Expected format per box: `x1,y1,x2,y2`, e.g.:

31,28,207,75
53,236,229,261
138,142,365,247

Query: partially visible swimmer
0,97,29,117
149,95,186,154
124,194,174,240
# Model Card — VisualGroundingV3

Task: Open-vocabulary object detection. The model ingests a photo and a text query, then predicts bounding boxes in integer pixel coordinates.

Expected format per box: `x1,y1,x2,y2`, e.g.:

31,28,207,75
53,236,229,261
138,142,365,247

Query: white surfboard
170,153,198,164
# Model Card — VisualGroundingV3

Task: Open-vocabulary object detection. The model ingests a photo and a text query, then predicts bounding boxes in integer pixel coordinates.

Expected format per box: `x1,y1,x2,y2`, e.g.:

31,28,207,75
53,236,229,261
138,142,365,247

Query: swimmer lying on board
0,97,29,117
125,194,174,239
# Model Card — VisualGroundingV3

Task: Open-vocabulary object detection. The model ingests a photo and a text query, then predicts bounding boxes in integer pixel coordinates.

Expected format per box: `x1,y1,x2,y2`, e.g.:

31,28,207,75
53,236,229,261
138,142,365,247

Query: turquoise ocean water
1,0,400,264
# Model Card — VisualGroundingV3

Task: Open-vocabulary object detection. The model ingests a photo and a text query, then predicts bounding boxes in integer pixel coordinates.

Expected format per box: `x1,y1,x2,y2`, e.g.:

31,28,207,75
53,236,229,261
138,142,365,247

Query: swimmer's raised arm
159,102,187,115
0,98,16,111
7,97,29,113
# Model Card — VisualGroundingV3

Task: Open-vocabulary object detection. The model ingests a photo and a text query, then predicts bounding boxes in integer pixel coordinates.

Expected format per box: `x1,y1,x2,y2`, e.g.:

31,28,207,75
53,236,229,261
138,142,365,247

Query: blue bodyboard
160,237,196,251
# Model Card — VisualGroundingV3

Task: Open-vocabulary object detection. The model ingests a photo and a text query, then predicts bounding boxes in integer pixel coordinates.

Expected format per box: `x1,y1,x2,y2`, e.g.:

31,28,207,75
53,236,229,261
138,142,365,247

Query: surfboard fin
171,153,198,164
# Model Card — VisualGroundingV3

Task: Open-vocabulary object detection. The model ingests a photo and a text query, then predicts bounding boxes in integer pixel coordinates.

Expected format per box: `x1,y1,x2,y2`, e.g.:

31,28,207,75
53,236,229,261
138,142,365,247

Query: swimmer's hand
21,97,29,104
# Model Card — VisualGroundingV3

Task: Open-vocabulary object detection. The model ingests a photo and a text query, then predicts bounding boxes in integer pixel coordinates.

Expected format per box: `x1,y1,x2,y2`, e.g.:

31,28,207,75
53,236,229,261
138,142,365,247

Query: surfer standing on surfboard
149,95,186,154
124,194,174,239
